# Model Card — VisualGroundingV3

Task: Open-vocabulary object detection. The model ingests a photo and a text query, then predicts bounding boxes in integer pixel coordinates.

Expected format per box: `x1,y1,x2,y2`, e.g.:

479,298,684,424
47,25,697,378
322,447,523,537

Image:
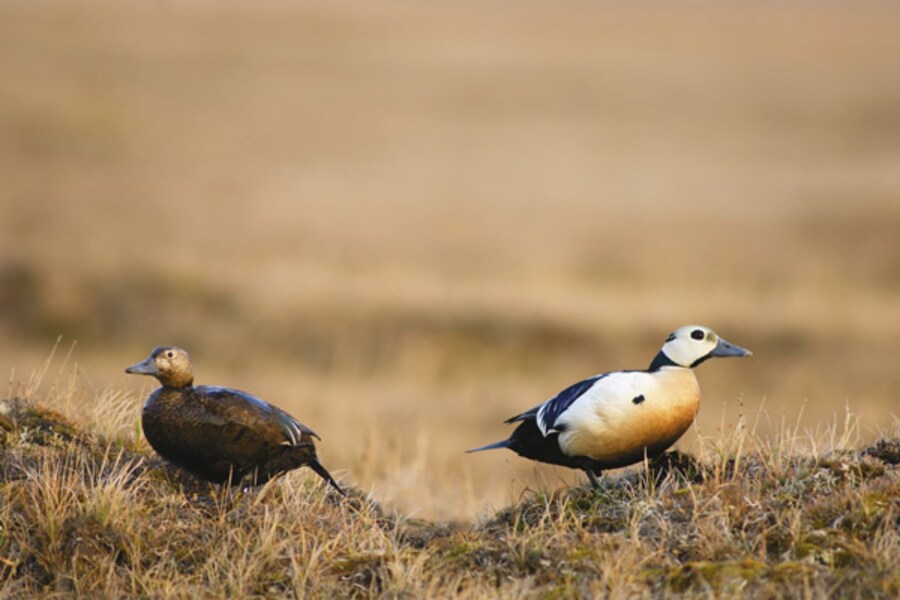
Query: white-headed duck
467,325,750,489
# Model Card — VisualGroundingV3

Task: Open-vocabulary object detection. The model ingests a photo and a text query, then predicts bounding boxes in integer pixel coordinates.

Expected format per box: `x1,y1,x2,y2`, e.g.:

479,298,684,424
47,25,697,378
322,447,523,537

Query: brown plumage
126,346,344,495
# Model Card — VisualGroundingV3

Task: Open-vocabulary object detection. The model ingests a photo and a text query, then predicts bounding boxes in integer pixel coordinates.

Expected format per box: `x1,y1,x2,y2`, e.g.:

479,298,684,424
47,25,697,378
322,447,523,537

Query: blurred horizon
1,0,898,519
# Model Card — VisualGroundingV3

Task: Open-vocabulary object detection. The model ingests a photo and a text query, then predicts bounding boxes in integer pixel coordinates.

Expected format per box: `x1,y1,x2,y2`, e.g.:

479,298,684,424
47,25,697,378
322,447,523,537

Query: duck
467,325,750,489
125,346,344,495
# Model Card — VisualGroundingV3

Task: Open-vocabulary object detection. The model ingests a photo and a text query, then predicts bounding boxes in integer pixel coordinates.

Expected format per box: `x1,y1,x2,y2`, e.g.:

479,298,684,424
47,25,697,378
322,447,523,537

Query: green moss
437,539,480,563
536,578,583,600
0,398,81,447
817,452,886,481
565,546,598,562
664,559,769,593
770,561,821,586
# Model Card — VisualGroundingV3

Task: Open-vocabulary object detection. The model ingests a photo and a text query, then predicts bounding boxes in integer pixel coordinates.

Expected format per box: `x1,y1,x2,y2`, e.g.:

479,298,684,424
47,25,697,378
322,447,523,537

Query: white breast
555,367,700,466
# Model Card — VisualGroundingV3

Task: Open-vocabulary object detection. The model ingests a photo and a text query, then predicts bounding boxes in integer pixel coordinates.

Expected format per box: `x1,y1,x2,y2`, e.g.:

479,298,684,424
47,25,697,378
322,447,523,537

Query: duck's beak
710,337,752,358
125,356,159,376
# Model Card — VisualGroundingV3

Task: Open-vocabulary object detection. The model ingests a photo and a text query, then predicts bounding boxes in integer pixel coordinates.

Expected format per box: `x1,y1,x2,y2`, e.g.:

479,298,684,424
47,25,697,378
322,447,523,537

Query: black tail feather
469,420,607,476
308,459,346,497
465,439,512,453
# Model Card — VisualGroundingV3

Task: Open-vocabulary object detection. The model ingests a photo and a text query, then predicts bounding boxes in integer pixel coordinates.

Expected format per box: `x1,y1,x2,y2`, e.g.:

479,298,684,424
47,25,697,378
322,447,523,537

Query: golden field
1,0,899,524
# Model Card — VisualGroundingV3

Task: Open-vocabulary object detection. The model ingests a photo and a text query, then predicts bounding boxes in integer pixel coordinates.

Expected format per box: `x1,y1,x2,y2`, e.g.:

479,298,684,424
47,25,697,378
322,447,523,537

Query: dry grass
1,392,898,598
1,0,899,523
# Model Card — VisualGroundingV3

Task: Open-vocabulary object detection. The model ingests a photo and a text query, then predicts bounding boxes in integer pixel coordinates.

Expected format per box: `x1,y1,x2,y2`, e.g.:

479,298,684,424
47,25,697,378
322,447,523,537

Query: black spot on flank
691,329,705,340
632,394,645,405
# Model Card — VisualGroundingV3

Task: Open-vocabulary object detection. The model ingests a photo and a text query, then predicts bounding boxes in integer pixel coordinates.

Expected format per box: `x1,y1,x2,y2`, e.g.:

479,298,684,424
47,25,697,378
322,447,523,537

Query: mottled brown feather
127,347,343,494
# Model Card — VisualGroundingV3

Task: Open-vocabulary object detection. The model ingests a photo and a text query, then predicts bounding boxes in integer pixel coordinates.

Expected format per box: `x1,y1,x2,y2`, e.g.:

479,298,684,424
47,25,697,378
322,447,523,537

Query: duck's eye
691,329,705,340
166,351,174,358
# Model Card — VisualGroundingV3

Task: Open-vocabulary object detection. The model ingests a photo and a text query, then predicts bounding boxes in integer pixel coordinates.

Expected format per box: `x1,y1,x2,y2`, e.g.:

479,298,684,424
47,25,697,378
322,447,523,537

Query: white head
656,325,751,369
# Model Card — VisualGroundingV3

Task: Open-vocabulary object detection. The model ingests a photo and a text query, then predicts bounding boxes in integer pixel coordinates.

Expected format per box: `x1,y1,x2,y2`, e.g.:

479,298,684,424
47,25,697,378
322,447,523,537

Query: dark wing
505,375,607,434
199,386,319,446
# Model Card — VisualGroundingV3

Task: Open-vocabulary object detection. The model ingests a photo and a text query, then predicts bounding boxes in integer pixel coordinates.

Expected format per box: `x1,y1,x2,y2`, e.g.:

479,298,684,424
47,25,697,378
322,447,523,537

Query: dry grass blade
1,394,898,597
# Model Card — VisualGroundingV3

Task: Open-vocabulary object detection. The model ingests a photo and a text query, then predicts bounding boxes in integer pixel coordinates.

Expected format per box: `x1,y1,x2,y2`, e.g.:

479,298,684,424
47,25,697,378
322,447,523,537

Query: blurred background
1,1,898,520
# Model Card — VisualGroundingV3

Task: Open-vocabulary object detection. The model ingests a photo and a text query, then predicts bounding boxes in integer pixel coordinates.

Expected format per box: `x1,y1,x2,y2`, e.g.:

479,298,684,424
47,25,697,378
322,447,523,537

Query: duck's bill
710,337,752,358
125,357,158,375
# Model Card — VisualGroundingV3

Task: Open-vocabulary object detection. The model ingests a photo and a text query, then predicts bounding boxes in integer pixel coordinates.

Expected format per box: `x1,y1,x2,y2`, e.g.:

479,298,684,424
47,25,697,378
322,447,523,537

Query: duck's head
653,325,751,369
125,346,194,388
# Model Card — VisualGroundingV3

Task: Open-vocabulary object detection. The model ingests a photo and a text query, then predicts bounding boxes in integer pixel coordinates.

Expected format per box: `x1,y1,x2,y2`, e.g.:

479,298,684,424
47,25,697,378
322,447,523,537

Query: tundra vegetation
1,0,899,519
1,385,897,598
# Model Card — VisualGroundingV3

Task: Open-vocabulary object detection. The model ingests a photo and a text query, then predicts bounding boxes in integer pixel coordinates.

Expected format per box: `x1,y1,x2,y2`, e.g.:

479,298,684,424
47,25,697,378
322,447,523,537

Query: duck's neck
648,351,679,372
160,375,194,389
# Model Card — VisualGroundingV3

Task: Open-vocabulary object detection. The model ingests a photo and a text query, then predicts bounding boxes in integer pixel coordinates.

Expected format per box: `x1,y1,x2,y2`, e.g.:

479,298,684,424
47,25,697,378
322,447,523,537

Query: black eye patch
691,329,705,340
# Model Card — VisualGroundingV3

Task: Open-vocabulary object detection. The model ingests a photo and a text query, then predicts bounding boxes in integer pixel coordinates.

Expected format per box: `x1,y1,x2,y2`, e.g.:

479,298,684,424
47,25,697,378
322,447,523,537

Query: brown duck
126,346,344,495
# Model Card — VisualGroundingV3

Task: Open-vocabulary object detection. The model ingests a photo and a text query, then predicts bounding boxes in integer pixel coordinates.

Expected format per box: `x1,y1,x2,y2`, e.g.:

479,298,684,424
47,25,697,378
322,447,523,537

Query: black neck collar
690,354,712,368
648,351,679,371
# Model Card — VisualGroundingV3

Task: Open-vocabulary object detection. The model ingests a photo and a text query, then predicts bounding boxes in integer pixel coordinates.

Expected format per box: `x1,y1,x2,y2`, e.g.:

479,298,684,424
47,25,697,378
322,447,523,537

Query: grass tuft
1,395,897,597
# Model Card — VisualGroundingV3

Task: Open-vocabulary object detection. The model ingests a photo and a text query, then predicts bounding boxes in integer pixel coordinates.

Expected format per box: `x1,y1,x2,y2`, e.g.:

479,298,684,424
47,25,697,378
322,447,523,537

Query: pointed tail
308,459,346,497
465,439,511,454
